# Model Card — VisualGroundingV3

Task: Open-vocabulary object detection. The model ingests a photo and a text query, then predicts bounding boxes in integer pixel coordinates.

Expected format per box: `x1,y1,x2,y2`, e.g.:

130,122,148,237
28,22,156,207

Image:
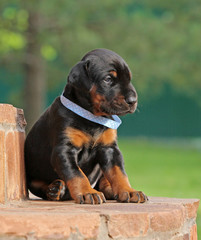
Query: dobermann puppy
25,49,148,204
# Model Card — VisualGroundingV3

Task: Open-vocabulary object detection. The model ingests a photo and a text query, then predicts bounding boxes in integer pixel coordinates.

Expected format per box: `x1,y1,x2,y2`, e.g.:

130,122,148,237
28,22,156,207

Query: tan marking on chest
65,127,117,148
96,129,117,145
65,127,91,148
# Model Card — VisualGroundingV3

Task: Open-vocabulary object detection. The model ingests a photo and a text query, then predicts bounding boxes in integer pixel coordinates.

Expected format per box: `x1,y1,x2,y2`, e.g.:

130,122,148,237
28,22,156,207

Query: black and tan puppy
25,49,148,204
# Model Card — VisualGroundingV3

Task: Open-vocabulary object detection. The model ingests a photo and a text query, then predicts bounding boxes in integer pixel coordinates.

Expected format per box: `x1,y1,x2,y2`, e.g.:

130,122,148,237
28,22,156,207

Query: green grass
118,138,201,237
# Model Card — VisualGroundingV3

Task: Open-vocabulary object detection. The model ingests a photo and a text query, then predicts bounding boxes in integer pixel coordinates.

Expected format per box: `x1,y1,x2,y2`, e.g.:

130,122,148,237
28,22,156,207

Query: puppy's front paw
130,191,148,203
115,189,148,203
75,190,106,204
67,174,106,204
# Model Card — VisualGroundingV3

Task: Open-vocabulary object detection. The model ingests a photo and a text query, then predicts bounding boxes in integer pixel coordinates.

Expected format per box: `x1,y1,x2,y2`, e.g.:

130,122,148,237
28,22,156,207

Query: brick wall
0,104,27,203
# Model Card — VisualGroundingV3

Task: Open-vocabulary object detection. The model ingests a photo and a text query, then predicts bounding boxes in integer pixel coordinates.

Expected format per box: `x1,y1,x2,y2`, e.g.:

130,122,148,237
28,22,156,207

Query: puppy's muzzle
125,91,138,113
125,95,137,106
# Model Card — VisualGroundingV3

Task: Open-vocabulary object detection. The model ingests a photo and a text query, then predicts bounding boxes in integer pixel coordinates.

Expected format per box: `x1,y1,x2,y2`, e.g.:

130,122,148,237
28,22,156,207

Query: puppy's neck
63,84,94,113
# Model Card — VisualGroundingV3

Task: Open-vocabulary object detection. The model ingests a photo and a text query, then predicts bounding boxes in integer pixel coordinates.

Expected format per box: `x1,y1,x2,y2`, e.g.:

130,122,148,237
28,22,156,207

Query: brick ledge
0,104,26,133
0,197,199,240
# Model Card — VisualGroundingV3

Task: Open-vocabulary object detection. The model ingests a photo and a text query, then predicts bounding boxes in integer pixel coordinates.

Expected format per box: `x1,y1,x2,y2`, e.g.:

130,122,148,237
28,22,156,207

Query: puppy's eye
104,75,112,84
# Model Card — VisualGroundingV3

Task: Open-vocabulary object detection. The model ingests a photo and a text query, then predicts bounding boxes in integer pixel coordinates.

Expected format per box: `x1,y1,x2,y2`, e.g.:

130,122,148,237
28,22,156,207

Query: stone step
0,197,199,240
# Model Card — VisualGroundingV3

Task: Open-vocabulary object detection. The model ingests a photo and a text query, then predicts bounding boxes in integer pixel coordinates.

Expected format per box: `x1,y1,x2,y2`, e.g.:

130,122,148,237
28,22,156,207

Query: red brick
5,131,19,201
5,131,27,201
16,108,27,130
0,130,5,203
108,213,149,238
185,202,200,219
150,197,200,220
172,234,189,240
184,234,190,240
14,131,27,199
190,224,197,240
0,104,27,203
150,207,185,232
0,212,100,239
0,104,17,125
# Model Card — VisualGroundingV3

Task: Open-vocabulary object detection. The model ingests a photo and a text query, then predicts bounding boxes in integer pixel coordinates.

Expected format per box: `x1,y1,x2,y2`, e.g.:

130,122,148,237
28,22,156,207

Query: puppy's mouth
101,104,137,116
96,101,137,116
90,86,137,116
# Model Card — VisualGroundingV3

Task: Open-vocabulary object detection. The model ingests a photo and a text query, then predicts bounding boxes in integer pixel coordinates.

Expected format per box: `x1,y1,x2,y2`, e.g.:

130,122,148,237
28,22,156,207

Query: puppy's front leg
97,144,148,203
51,144,105,204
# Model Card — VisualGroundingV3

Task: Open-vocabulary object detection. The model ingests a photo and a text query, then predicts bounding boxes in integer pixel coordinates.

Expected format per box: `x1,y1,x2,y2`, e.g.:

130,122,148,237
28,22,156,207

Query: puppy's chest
65,127,117,148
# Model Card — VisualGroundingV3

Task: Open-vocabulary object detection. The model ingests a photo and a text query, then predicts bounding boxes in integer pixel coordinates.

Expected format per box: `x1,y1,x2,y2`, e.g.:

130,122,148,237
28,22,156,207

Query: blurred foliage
0,0,201,104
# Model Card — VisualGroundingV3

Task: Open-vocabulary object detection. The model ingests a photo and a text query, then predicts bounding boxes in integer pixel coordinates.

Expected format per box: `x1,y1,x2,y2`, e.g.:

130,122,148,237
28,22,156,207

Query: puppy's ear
68,60,91,90
84,60,90,77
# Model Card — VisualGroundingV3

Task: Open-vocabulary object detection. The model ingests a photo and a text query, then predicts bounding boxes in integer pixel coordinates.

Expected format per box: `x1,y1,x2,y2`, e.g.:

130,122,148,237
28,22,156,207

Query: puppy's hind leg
46,179,66,201
28,179,66,201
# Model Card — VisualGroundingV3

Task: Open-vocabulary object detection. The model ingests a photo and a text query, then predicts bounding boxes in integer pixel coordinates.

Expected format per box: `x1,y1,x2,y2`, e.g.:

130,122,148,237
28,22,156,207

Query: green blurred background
0,0,200,237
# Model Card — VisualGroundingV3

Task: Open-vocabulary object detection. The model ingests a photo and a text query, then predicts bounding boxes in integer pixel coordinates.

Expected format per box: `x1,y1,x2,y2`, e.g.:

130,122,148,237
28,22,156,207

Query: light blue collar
60,94,122,129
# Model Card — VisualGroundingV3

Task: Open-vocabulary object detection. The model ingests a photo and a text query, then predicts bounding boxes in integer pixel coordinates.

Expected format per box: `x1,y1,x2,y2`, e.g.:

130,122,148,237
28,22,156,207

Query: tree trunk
24,11,46,132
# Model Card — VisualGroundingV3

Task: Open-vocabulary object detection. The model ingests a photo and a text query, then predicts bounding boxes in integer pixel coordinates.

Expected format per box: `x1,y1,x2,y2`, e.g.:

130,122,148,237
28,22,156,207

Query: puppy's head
66,49,137,116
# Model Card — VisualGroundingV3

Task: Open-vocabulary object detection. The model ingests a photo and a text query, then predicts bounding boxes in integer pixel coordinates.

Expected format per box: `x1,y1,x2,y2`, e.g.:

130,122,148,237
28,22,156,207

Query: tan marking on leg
66,168,106,204
66,173,94,200
99,176,114,199
105,166,148,203
105,166,133,195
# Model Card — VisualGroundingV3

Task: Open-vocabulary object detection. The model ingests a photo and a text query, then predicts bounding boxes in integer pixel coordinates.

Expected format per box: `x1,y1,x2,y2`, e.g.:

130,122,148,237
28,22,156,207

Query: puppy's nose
125,95,137,105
